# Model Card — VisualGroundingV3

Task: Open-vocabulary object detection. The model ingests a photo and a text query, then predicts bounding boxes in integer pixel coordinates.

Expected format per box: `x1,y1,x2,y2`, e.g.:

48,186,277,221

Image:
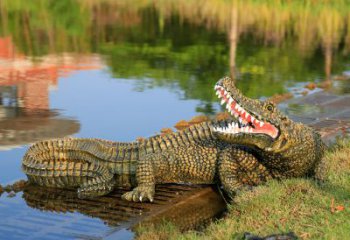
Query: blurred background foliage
1,0,350,108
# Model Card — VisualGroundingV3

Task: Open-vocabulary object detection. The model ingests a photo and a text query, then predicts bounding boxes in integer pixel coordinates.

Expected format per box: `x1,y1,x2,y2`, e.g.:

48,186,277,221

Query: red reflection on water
0,36,102,112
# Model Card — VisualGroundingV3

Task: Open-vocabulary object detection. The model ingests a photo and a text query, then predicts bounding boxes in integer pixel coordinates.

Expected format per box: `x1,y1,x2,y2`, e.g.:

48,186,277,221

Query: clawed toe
121,185,155,202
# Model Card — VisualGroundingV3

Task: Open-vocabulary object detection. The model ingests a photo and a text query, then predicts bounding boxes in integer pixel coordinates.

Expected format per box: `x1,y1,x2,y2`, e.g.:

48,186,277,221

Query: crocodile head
213,76,283,149
212,76,325,176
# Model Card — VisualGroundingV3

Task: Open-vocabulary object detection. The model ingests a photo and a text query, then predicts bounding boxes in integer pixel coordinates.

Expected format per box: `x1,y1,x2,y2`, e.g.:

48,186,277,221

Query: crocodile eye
266,104,274,112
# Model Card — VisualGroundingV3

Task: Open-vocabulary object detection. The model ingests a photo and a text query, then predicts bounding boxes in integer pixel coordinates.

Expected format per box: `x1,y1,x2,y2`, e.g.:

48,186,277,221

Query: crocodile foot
121,184,155,202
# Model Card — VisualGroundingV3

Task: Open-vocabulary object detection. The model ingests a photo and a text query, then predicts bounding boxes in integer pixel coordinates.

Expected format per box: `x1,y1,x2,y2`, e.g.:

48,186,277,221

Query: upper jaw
213,83,279,139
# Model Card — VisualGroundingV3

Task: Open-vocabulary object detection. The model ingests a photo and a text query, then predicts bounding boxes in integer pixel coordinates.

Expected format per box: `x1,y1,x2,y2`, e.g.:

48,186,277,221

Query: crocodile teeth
214,123,254,134
259,121,264,127
214,84,279,139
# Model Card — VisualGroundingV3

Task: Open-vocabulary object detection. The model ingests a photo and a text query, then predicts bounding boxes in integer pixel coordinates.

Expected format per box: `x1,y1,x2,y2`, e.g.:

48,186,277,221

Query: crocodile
22,76,325,202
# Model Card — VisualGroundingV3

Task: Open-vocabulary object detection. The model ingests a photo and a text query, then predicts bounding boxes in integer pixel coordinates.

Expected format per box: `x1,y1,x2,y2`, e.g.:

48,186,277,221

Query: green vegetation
136,138,350,240
1,2,349,238
0,0,90,55
0,0,350,110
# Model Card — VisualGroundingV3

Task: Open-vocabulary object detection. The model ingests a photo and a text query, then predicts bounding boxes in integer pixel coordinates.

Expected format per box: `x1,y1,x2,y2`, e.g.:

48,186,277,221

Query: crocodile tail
22,138,122,191
24,138,119,163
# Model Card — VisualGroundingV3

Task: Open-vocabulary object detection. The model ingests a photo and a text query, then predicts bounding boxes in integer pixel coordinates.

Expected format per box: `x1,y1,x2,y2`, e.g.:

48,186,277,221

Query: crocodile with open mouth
22,77,325,202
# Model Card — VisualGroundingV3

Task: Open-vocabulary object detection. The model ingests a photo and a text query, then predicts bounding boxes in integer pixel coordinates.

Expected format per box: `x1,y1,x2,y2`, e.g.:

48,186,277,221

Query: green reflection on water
0,0,350,112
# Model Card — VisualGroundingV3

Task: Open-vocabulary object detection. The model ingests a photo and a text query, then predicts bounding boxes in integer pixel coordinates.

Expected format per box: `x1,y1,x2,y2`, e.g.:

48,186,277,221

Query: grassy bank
136,138,350,239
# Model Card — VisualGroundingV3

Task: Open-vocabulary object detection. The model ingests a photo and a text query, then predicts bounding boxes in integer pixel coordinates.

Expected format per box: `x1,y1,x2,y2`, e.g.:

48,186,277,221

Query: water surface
0,1,350,239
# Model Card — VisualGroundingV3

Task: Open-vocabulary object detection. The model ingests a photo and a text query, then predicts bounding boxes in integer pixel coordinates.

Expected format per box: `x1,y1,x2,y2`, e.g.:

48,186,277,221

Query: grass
3,0,350,55
135,138,350,240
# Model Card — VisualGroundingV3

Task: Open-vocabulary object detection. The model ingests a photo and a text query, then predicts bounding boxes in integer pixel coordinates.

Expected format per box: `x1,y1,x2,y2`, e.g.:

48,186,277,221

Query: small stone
268,93,293,104
160,128,173,135
136,137,145,143
318,81,332,89
11,180,27,192
305,82,317,90
333,75,348,81
7,191,16,198
188,115,209,125
174,120,190,130
333,72,350,81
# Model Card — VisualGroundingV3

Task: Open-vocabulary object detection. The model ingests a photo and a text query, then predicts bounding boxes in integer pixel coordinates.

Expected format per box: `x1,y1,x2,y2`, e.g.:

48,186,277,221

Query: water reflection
22,185,141,227
0,37,104,150
0,108,79,150
20,184,224,237
0,0,349,102
0,1,349,239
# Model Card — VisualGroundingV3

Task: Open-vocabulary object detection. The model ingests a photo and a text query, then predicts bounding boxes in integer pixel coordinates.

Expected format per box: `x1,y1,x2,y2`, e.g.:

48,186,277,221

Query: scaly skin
22,77,326,202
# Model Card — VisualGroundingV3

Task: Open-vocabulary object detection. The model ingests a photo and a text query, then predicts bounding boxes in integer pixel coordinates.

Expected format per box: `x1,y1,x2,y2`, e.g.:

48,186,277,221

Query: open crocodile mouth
213,84,279,139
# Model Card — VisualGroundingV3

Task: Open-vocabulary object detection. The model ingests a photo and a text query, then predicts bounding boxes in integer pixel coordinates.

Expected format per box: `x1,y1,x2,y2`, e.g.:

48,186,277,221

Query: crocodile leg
218,147,272,196
77,167,115,198
122,154,155,202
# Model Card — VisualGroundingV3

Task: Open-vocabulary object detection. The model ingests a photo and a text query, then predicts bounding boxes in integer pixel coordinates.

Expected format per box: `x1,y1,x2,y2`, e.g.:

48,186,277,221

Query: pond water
0,1,350,239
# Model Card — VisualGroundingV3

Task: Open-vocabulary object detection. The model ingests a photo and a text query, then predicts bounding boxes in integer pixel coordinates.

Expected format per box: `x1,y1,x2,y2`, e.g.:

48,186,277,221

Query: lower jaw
224,135,274,150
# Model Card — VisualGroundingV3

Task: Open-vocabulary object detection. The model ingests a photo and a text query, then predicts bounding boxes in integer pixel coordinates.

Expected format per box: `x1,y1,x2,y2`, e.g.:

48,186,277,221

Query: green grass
136,138,350,240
